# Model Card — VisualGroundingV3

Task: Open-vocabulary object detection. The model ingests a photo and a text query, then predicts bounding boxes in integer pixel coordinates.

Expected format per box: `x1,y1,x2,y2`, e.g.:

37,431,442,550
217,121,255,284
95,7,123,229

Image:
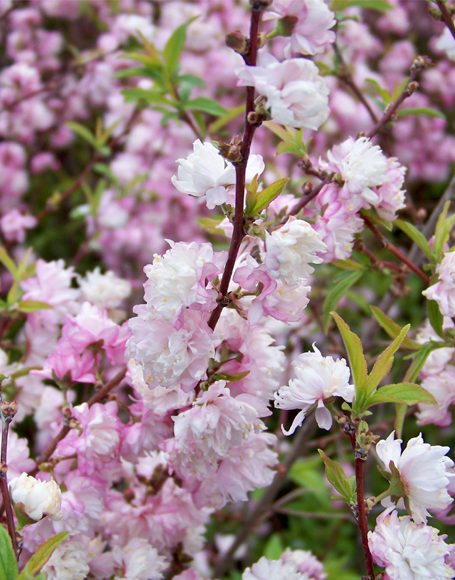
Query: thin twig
435,0,455,40
0,399,18,556
32,367,126,474
363,216,429,284
208,6,263,330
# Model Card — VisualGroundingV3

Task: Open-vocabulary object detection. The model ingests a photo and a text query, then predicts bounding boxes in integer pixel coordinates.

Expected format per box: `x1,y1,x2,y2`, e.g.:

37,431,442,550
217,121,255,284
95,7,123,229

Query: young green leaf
263,534,284,560
397,108,445,120
17,301,53,313
427,299,444,338
331,0,392,11
331,312,368,398
367,383,436,407
184,97,227,117
434,202,455,261
394,219,433,261
0,246,18,279
365,324,410,394
322,270,364,333
246,178,289,216
163,19,196,76
18,532,69,579
370,306,420,350
318,450,356,505
66,122,98,148
0,525,18,579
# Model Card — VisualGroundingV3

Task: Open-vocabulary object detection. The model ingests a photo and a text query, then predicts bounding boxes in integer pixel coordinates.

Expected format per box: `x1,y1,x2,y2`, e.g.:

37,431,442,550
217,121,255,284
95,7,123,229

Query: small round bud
225,31,249,55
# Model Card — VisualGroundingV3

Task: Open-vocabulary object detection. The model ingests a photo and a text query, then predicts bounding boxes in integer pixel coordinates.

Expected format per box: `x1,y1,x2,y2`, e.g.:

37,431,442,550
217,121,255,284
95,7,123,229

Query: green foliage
245,178,289,217
397,107,446,120
322,270,364,333
331,0,392,12
18,532,69,579
370,306,420,350
434,202,455,262
263,534,284,559
263,121,309,157
367,382,436,406
0,525,18,580
394,219,433,261
427,299,444,338
318,451,356,505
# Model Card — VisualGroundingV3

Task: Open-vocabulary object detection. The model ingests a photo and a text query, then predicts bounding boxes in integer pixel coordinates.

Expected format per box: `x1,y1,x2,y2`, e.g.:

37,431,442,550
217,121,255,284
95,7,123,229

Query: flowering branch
208,3,264,330
0,397,18,556
32,367,126,474
435,0,455,40
363,216,430,284
344,425,375,579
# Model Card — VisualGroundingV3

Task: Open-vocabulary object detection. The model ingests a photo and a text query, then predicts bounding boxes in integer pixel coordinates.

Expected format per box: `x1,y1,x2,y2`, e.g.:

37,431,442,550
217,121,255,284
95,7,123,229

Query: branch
435,0,455,40
363,216,430,284
213,417,316,576
0,399,18,556
207,5,263,330
32,367,127,474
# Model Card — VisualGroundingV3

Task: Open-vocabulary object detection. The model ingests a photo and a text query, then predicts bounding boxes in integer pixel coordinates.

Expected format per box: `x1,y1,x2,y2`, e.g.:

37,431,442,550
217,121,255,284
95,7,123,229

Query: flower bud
9,473,62,521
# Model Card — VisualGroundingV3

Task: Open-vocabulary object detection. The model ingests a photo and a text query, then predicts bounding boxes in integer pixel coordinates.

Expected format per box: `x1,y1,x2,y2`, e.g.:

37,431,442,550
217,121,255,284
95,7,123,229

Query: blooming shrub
0,0,454,578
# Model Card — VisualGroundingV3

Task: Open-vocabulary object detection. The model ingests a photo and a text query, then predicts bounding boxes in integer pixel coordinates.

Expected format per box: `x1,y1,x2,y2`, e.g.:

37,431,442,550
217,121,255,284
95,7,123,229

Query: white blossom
369,510,454,579
42,538,91,580
264,219,326,286
9,473,62,521
274,345,353,434
79,267,131,310
376,432,454,523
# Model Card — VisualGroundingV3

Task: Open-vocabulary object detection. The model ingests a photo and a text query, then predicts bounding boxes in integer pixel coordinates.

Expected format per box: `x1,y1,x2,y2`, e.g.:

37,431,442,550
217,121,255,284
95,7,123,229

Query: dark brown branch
435,0,455,40
208,7,263,330
333,42,379,124
0,400,18,556
363,216,430,284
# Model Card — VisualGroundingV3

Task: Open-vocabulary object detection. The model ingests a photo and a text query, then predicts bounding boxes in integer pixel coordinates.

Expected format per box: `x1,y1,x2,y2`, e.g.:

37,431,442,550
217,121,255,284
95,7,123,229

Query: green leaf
367,383,436,406
197,217,227,236
163,19,195,76
323,270,363,333
370,306,420,350
427,299,444,338
0,524,18,579
333,259,364,272
331,0,392,11
122,88,172,105
434,202,455,261
397,107,445,120
365,78,391,105
209,105,245,133
18,532,69,579
289,457,330,504
246,178,289,216
331,312,368,406
263,534,284,560
17,301,53,313
404,343,436,383
0,246,18,279
366,324,410,394
394,219,433,261
318,450,356,505
66,121,98,148
184,97,227,117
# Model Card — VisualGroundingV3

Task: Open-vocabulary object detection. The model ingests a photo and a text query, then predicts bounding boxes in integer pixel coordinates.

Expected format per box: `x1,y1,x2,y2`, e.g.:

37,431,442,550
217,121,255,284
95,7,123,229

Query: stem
32,367,126,474
354,456,375,579
0,408,18,556
333,42,379,124
207,7,262,331
363,216,429,284
435,0,455,40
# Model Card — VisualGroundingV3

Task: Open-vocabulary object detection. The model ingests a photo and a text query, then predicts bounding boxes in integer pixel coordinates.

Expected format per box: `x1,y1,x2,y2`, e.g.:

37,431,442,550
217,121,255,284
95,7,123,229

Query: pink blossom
423,252,455,317
267,0,335,56
237,53,329,130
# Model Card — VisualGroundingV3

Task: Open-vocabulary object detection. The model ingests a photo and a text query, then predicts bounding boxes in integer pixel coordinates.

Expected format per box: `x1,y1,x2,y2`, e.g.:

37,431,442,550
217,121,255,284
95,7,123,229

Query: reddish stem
208,8,262,330
435,0,455,40
354,456,375,579
0,414,18,556
363,216,429,284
